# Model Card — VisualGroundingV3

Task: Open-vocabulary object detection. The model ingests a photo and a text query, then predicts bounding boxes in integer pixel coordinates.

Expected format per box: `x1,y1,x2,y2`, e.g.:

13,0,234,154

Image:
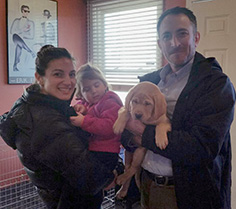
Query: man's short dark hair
157,7,197,34
43,9,52,19
21,5,30,13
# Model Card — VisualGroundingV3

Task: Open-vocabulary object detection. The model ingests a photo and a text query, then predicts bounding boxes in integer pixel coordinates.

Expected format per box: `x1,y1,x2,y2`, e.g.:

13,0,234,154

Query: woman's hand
126,118,145,136
70,113,85,127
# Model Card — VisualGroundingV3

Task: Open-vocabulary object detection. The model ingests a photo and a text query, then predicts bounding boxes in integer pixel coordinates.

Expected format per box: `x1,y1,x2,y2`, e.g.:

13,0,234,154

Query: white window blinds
87,0,163,89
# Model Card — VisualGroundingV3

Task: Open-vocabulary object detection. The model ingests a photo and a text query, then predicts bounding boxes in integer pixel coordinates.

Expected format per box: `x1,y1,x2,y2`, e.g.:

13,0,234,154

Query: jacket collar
168,52,222,106
184,52,222,94
22,84,75,117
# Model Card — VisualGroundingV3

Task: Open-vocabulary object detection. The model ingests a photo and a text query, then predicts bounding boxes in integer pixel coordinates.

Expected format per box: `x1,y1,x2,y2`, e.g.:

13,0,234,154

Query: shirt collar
160,58,194,83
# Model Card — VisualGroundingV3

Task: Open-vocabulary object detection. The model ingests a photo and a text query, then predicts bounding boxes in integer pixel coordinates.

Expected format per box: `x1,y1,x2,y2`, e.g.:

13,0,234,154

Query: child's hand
70,113,85,127
74,103,87,114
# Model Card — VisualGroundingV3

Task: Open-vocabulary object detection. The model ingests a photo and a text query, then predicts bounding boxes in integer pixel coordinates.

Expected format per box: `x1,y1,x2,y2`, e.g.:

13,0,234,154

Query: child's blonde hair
76,63,109,99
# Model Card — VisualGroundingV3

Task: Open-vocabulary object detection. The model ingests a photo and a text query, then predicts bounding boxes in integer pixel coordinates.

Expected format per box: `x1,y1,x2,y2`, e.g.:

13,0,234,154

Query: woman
0,45,114,209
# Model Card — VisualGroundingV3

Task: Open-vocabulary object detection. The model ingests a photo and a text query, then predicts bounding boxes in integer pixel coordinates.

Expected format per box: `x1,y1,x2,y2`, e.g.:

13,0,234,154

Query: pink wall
0,0,87,115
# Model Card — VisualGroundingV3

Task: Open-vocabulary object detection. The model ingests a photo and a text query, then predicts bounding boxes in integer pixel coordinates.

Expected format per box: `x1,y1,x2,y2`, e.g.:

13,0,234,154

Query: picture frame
6,0,58,84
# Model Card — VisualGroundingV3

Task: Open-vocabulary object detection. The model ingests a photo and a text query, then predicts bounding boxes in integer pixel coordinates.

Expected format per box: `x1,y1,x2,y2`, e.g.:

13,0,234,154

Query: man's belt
144,169,174,186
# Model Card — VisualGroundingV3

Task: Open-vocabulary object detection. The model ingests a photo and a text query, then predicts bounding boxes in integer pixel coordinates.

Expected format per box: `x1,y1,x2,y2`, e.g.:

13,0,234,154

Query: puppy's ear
113,85,137,134
153,90,167,120
145,86,167,124
124,85,136,111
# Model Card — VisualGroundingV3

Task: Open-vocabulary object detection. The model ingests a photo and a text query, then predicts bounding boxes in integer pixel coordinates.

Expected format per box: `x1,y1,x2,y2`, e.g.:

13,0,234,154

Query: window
87,0,163,91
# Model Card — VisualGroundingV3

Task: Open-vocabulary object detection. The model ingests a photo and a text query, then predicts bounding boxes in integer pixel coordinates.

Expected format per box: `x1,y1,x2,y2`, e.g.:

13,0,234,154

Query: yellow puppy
113,81,171,149
113,81,171,199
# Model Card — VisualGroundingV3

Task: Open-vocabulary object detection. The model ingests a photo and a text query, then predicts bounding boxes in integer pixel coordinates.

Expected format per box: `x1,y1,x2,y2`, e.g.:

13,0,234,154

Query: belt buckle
154,175,168,186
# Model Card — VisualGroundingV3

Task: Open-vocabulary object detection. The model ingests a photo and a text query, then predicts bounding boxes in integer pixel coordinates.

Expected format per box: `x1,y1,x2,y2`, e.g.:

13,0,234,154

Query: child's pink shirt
78,91,123,153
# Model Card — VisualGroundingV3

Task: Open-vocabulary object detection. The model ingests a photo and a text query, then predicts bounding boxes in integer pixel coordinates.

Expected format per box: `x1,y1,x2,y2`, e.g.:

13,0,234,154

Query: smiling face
158,14,200,72
80,79,107,105
35,57,76,101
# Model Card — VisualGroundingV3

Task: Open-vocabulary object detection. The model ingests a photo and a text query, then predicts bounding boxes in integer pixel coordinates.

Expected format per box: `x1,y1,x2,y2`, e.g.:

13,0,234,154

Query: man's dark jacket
139,52,235,209
0,84,114,208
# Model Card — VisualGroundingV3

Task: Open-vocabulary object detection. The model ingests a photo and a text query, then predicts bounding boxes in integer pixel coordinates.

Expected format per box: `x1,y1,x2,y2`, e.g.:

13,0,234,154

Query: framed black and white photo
6,0,58,84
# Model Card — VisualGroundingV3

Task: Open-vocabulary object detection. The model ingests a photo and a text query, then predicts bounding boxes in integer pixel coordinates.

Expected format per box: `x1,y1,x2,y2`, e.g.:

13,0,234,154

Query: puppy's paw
113,107,129,134
155,129,169,150
116,168,135,185
116,186,128,200
155,122,171,149
113,122,126,135
155,136,168,150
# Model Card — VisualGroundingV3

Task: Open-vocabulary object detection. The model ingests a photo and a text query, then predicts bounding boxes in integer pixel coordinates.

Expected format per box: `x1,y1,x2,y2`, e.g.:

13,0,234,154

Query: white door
186,0,236,208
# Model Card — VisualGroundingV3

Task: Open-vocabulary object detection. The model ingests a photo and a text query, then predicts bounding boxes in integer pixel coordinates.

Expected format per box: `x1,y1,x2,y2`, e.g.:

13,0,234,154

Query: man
10,5,35,71
124,7,235,209
41,9,55,45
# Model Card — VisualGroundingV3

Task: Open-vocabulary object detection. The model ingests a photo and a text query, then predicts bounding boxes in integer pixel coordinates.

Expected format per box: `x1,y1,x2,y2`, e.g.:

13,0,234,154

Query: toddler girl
70,63,123,171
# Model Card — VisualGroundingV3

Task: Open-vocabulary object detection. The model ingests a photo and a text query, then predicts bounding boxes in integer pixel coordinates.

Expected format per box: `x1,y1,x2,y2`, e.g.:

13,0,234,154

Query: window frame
87,0,163,91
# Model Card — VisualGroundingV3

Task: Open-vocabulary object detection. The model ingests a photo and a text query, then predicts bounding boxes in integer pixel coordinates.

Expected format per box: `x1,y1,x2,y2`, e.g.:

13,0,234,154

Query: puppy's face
129,93,154,124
